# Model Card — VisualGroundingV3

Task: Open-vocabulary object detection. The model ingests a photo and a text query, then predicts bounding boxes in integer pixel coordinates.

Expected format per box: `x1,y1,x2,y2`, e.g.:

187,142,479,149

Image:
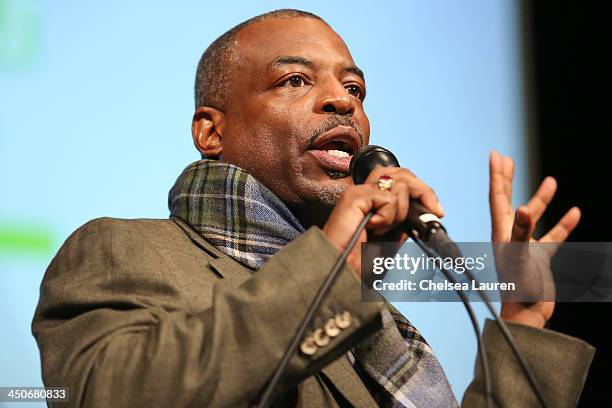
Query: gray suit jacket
32,217,594,407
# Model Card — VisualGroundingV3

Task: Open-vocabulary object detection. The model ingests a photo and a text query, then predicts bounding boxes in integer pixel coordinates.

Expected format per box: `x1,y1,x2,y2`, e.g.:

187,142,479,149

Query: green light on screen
0,0,41,70
0,219,54,257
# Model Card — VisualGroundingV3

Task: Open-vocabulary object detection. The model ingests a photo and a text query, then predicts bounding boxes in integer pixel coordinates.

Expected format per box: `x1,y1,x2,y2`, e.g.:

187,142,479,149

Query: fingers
324,183,397,250
525,176,557,224
489,151,511,203
540,206,581,243
502,154,515,199
490,151,515,242
366,185,399,231
364,166,444,217
510,206,534,242
489,150,503,194
324,167,440,249
391,177,410,224
504,206,532,272
490,150,577,245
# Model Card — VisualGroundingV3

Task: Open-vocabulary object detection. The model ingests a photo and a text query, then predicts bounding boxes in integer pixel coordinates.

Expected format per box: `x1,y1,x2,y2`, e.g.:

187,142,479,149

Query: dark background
524,1,611,405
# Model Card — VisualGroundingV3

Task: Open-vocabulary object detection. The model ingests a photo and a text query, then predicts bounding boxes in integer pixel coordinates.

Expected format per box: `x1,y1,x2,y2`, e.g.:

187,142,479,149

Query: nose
315,80,355,116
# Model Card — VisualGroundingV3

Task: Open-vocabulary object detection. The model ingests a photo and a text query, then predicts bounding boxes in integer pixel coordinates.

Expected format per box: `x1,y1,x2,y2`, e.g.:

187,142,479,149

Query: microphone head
350,145,400,184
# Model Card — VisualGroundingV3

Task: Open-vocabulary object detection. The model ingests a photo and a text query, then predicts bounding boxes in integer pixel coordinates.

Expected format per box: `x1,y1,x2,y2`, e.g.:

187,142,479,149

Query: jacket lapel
172,216,377,407
171,217,253,286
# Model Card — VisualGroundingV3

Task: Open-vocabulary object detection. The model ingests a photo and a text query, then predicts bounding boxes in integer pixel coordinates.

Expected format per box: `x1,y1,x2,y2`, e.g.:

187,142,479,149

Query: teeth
327,150,350,158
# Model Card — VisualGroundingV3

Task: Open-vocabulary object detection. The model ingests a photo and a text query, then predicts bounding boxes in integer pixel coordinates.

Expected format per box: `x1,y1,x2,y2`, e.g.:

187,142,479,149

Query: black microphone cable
256,143,548,407
253,209,494,408
413,236,548,408
460,266,549,408
411,235,493,408
351,144,548,407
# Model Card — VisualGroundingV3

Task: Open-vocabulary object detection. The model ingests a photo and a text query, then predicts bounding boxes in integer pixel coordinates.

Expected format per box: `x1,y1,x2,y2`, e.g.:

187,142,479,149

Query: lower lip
308,150,352,173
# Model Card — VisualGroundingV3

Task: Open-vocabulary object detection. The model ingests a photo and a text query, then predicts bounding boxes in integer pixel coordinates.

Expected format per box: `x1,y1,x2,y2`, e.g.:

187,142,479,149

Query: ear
191,107,226,158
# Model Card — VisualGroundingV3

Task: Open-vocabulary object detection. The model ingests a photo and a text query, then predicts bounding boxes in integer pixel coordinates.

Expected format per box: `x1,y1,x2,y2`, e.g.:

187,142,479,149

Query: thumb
510,206,532,243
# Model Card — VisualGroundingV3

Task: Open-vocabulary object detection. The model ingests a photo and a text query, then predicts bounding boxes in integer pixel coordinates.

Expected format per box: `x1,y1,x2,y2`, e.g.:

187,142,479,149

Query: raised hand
489,150,581,327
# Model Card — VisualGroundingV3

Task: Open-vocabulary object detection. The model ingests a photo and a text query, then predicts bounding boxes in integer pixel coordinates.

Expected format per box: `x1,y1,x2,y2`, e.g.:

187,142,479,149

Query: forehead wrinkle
237,19,356,74
272,55,313,69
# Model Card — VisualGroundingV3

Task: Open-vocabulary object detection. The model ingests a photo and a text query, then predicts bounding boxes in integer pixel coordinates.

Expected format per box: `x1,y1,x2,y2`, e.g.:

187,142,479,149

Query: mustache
307,115,365,149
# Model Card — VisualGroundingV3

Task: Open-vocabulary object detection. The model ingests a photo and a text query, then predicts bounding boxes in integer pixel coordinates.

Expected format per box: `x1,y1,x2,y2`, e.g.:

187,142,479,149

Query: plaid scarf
169,160,457,407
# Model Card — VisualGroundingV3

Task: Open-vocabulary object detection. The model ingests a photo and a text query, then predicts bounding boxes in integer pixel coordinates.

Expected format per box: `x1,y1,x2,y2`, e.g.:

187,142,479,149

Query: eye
281,75,307,88
345,84,364,100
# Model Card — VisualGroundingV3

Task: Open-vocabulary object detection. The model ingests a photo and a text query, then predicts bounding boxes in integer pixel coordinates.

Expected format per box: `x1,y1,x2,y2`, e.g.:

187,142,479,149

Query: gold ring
377,175,393,192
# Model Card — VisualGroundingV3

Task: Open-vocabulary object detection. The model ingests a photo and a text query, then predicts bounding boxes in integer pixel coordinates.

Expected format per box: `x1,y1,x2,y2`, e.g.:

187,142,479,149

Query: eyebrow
344,66,365,80
271,55,365,80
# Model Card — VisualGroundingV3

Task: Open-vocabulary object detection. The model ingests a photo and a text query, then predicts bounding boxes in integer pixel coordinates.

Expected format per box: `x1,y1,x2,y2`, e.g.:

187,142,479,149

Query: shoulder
47,217,201,279
66,217,182,242
40,217,225,311
58,217,197,254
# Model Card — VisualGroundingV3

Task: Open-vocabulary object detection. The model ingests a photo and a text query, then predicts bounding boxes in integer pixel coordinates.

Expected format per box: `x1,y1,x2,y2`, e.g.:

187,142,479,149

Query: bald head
190,10,369,228
194,9,325,110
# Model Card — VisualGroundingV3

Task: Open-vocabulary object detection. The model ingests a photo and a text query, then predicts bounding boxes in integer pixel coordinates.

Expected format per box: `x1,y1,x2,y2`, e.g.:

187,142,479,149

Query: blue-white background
0,0,529,405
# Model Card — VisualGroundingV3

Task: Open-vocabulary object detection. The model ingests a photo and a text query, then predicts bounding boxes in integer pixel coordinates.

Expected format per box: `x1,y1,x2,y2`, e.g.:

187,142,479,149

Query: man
32,9,594,407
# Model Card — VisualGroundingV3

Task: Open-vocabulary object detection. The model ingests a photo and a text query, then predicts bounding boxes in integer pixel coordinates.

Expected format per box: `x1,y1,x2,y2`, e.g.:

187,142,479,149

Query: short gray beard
313,183,347,206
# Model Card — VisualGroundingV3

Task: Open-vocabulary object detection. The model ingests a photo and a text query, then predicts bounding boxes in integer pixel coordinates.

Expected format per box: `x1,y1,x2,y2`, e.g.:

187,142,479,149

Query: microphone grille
350,145,400,184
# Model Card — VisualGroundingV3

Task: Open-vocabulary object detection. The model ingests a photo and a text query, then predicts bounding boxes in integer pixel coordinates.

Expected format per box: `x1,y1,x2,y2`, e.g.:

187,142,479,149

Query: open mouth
308,126,361,178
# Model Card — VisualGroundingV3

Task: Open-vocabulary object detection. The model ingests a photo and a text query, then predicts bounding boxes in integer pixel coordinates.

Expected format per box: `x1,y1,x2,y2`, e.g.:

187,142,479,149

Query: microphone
349,145,463,260
348,145,549,408
259,146,545,408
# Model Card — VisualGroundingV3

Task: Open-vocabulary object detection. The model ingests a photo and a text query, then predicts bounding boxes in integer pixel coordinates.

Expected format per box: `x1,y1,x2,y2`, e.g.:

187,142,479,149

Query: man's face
220,17,370,217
